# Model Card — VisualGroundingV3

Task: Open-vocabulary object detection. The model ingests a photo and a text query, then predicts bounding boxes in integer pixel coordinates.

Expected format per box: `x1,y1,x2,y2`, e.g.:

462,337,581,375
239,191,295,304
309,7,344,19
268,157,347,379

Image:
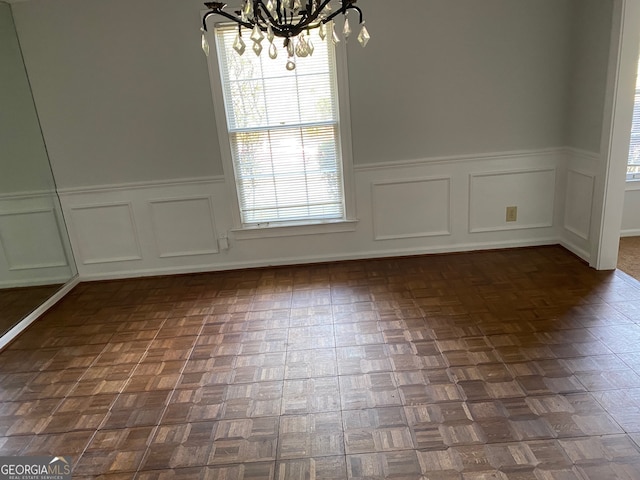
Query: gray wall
348,0,573,164
566,0,613,153
10,0,594,189
11,0,223,188
0,1,53,194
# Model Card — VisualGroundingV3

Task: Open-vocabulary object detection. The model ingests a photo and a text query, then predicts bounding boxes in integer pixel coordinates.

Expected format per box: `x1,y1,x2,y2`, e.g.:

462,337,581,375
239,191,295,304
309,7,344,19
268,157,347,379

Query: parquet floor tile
277,412,344,459
275,456,347,479
3,246,640,478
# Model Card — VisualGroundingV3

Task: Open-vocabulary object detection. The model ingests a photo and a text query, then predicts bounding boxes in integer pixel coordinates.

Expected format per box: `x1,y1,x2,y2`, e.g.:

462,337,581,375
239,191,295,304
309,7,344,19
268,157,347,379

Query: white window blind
215,25,346,226
628,53,640,178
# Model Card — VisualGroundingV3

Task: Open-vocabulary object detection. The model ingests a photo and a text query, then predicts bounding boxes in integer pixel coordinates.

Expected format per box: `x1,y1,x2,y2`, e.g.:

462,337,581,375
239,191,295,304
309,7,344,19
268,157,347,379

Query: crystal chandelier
201,0,370,70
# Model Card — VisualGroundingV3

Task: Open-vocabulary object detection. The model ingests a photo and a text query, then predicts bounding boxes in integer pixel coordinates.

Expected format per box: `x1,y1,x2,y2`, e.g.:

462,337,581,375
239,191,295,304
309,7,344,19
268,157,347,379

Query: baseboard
77,238,560,282
620,229,640,237
558,239,592,264
0,275,80,351
0,275,76,288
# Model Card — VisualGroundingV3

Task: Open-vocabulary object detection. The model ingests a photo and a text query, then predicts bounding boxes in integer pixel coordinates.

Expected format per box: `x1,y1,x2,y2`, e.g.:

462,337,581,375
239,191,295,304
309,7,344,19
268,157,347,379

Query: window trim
627,49,640,181
203,20,357,235
627,82,640,180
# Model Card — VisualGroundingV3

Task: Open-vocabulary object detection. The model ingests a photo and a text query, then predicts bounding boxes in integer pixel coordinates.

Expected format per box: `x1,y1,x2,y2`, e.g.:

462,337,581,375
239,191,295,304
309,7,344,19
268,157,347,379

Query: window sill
231,219,358,240
626,178,640,190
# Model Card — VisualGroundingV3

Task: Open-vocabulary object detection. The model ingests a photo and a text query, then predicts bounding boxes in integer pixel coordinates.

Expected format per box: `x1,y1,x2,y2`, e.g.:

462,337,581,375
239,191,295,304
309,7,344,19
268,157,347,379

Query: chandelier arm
202,0,364,38
280,13,325,37
250,5,291,36
324,4,363,24
284,0,331,34
254,0,278,26
316,0,333,15
202,8,254,31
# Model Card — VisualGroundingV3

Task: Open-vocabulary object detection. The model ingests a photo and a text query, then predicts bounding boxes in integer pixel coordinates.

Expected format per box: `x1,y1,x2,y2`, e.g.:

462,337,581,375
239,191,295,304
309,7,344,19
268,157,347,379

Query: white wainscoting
0,209,67,269
149,196,219,258
58,148,594,280
59,179,228,279
0,192,74,287
469,168,556,233
564,170,595,240
622,181,640,236
69,202,142,265
559,148,600,260
372,177,451,241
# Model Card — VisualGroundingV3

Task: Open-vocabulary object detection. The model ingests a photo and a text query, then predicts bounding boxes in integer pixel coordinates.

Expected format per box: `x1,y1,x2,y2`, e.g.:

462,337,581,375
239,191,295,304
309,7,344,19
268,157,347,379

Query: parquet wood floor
618,236,640,282
1,245,640,479
0,284,62,336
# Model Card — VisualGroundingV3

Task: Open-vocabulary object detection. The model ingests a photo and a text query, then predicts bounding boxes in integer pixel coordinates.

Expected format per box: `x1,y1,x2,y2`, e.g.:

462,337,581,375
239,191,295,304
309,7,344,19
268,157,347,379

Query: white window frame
627,47,640,181
203,17,357,239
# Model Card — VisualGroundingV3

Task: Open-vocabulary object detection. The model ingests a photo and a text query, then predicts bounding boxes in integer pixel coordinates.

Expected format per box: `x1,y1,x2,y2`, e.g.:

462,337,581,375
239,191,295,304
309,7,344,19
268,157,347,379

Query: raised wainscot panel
149,196,219,258
0,209,68,270
372,177,451,241
69,202,142,265
564,169,595,240
469,168,556,233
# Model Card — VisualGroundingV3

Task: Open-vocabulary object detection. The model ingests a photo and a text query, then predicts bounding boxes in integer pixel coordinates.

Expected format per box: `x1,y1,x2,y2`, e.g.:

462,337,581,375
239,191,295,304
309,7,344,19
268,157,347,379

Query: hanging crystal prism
343,17,351,38
319,22,326,40
296,35,309,57
250,25,264,43
357,22,370,47
267,25,275,43
233,33,246,55
268,42,278,59
286,38,295,57
293,0,301,11
253,41,263,56
286,59,296,70
323,2,332,13
307,36,314,55
266,0,276,14
201,28,210,56
330,22,340,44
244,0,253,17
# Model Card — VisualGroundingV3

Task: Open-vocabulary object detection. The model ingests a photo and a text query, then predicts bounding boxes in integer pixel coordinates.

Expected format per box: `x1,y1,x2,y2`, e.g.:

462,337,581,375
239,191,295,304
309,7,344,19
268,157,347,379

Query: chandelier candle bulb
202,0,369,69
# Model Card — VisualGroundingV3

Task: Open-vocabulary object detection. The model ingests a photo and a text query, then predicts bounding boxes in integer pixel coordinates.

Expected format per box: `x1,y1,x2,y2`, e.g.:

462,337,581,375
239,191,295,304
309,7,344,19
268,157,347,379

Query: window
206,23,355,231
628,51,640,180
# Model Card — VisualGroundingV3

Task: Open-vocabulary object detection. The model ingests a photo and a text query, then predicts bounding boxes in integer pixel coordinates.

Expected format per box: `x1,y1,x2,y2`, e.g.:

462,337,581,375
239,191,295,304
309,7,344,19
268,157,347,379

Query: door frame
592,0,640,270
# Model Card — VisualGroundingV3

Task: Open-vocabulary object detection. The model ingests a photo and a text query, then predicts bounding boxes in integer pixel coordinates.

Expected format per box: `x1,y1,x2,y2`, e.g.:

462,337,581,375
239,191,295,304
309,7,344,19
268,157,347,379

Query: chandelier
201,0,370,70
